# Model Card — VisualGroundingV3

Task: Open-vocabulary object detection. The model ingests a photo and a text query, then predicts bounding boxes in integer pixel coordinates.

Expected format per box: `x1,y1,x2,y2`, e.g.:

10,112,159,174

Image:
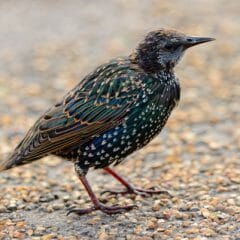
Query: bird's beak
183,36,215,48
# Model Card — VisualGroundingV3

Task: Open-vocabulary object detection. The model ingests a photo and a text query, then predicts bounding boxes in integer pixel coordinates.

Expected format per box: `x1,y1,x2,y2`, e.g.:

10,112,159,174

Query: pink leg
67,174,137,216
102,167,171,197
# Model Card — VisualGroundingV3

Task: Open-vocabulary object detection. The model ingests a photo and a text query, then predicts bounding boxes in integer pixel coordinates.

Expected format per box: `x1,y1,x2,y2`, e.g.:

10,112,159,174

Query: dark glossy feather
1,58,150,169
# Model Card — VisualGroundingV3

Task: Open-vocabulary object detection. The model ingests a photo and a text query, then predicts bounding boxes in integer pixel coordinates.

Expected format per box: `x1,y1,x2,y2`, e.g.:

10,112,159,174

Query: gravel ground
0,1,239,239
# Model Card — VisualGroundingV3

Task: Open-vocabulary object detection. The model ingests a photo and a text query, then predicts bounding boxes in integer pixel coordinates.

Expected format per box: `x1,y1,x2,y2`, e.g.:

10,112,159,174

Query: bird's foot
101,186,172,197
67,202,137,216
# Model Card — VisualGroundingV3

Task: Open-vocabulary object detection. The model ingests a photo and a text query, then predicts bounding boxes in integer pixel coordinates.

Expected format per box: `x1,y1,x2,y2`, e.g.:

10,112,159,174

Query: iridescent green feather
1,58,146,170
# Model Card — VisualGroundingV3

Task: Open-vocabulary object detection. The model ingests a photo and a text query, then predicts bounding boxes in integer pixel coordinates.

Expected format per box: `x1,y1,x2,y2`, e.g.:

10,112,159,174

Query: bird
0,28,214,215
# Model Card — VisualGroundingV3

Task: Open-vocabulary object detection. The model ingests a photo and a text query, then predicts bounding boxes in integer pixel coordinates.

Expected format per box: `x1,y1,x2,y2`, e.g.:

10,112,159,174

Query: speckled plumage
59,59,180,174
2,56,180,174
0,29,214,215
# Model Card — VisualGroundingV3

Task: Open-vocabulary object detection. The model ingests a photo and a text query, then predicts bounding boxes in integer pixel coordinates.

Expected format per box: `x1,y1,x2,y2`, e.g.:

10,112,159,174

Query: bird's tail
0,151,23,172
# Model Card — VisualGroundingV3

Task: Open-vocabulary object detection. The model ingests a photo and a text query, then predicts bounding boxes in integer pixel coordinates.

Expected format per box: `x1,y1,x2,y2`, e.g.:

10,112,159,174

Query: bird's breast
76,72,180,170
78,93,177,169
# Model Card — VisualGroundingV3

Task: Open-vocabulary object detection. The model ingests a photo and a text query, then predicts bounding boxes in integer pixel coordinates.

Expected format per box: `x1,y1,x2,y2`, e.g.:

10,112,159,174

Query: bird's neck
129,51,173,74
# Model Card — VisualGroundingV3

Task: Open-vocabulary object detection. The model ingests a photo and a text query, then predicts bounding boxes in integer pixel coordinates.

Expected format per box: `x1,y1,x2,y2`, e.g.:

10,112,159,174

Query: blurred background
0,0,239,144
0,0,239,239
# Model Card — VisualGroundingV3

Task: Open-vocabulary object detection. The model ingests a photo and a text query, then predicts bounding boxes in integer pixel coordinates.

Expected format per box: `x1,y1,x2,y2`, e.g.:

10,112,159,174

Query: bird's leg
67,166,137,215
101,167,171,197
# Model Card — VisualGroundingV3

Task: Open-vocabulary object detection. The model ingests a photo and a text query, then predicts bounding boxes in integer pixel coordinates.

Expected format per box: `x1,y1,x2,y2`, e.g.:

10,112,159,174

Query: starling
0,29,214,215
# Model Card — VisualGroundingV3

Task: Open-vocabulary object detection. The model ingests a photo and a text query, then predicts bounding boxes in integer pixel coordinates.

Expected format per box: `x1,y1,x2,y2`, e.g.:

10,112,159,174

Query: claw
103,168,173,198
67,206,96,216
67,206,79,216
101,187,172,197
134,188,173,197
66,206,76,215
67,203,137,216
100,189,127,196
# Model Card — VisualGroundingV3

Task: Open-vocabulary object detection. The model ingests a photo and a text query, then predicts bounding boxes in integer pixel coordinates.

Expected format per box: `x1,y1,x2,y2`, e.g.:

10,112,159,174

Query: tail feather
0,151,23,172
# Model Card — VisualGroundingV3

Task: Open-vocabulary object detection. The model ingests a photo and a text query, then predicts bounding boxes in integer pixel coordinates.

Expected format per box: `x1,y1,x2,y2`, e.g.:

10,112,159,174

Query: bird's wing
7,59,145,165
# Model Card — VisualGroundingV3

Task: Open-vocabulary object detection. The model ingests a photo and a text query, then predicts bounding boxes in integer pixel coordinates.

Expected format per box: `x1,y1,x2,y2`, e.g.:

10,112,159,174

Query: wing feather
8,58,144,166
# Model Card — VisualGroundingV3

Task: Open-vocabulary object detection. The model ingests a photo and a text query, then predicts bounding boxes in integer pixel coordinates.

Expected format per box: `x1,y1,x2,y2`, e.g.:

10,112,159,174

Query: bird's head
132,28,215,73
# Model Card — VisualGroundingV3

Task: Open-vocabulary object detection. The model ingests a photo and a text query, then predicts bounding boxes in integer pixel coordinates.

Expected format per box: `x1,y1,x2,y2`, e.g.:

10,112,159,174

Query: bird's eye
164,44,179,51
186,38,193,42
